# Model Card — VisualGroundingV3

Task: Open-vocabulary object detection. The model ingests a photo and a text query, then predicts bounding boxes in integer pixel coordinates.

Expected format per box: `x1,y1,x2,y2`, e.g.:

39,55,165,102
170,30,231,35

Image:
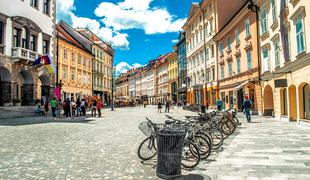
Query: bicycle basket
138,121,152,137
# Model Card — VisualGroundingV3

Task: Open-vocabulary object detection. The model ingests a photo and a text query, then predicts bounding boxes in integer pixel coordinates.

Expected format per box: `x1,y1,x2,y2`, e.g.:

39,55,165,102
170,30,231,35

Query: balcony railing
11,47,40,61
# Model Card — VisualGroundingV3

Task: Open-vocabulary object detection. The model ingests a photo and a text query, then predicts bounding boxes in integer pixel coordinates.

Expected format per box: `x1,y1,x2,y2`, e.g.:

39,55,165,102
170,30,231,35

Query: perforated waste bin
155,124,187,179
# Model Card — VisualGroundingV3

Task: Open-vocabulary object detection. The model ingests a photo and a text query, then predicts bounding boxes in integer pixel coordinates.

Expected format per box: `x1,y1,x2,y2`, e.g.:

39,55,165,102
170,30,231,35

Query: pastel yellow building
167,50,178,102
56,22,93,100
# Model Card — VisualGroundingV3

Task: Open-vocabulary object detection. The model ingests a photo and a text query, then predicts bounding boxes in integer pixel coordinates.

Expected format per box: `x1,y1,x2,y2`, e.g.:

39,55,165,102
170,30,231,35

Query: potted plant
13,98,22,106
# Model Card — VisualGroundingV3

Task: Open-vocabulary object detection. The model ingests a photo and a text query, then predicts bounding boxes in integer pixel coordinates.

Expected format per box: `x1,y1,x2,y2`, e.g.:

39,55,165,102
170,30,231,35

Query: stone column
0,81,12,106
23,84,34,106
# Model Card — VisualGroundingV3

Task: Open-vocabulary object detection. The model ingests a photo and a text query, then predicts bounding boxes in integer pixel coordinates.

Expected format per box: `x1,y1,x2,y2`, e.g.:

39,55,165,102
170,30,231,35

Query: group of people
35,95,104,119
157,101,171,113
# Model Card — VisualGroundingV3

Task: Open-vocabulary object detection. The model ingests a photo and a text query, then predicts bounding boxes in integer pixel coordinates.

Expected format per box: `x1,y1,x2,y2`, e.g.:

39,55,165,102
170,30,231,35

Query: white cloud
172,39,178,43
94,0,186,34
56,0,129,50
57,0,75,12
132,63,143,68
70,13,129,50
115,62,143,76
119,0,153,11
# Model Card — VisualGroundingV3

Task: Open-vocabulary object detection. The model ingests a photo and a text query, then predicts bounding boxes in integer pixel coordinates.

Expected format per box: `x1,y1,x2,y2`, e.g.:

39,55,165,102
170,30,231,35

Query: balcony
11,47,40,62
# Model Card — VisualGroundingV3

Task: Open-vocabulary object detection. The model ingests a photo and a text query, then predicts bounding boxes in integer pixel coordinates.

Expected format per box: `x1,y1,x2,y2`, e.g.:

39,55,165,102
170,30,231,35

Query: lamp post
248,0,261,82
111,67,116,111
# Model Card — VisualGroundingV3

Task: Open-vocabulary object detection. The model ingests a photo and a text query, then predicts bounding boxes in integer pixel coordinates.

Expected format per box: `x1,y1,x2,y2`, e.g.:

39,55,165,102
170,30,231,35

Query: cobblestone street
0,106,310,179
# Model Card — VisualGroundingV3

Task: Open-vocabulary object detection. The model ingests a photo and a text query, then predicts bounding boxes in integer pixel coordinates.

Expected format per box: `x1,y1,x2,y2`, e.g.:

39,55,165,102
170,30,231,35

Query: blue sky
56,0,197,74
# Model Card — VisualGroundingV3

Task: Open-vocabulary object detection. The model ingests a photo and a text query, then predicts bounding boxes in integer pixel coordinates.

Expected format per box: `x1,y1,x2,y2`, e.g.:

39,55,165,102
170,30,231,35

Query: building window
200,30,203,41
42,39,49,54
247,50,252,70
235,29,239,45
221,65,224,80
296,17,305,54
236,56,241,74
219,42,223,56
206,48,209,61
83,57,86,66
245,18,250,37
271,0,277,23
71,52,75,63
30,35,37,51
78,54,81,64
21,27,28,49
227,36,231,50
284,27,290,61
78,72,81,82
0,21,4,53
43,0,50,15
13,28,21,47
62,68,67,80
30,0,38,8
63,48,67,59
261,7,267,34
228,62,232,77
262,48,269,72
274,41,280,67
71,70,75,81
210,19,213,33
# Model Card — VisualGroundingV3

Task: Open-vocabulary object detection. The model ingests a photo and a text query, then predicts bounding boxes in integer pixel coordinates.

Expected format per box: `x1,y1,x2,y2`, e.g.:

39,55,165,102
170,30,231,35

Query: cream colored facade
183,0,219,107
214,2,262,114
259,0,310,121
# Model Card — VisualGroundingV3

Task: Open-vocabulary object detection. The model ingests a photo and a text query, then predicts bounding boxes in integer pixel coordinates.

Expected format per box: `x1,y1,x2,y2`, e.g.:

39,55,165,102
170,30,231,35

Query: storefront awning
234,80,250,91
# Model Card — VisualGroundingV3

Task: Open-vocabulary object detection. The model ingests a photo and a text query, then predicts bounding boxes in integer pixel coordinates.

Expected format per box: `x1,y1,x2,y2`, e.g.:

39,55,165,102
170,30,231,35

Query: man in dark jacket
243,95,252,122
165,101,170,113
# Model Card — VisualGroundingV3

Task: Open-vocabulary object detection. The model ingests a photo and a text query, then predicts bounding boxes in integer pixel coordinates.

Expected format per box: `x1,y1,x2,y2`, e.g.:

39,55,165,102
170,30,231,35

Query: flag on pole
32,55,56,75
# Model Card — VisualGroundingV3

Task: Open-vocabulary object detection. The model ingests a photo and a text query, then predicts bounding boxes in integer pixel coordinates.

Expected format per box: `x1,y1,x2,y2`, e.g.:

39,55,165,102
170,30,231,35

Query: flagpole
56,31,61,119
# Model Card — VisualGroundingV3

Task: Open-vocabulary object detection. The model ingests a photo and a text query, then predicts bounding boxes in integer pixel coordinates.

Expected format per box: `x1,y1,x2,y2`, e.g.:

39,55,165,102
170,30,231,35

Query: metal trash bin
154,124,187,179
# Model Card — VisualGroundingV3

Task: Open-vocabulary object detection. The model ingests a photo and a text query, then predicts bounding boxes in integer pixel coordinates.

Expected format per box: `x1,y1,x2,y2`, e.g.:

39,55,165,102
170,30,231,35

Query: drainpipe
248,0,262,115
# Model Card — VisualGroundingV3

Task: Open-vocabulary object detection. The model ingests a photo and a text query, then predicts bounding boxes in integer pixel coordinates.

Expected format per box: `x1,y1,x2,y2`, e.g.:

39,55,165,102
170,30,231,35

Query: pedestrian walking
243,95,252,122
50,97,57,118
91,100,97,117
81,99,86,116
216,98,222,111
165,101,170,113
71,100,76,117
65,98,71,118
157,101,162,113
97,99,102,117
62,99,67,116
76,98,81,117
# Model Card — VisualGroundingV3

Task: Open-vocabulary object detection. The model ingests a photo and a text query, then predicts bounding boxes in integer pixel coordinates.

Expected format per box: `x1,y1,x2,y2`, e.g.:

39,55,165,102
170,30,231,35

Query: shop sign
274,79,287,88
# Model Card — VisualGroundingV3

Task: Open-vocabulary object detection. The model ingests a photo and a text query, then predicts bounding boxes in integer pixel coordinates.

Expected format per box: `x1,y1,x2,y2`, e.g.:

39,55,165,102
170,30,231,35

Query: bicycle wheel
221,120,236,138
138,137,157,160
192,134,211,159
181,139,200,168
211,127,224,150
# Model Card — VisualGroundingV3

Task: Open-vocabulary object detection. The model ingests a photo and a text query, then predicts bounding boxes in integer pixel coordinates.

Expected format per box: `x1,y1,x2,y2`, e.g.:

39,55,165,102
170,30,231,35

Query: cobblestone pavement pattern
1,106,310,179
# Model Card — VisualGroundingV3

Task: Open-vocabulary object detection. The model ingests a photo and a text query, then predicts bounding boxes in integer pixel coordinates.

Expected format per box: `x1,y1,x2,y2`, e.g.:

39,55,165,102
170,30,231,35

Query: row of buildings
0,0,114,106
116,0,310,122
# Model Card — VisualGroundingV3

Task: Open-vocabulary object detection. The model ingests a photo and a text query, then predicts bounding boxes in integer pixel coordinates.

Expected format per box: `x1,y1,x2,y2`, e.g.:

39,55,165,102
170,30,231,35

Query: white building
0,0,55,106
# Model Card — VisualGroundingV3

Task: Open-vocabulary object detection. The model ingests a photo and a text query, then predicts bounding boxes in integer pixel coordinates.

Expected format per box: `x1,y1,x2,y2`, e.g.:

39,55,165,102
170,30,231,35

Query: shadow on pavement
0,116,96,126
172,174,211,180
